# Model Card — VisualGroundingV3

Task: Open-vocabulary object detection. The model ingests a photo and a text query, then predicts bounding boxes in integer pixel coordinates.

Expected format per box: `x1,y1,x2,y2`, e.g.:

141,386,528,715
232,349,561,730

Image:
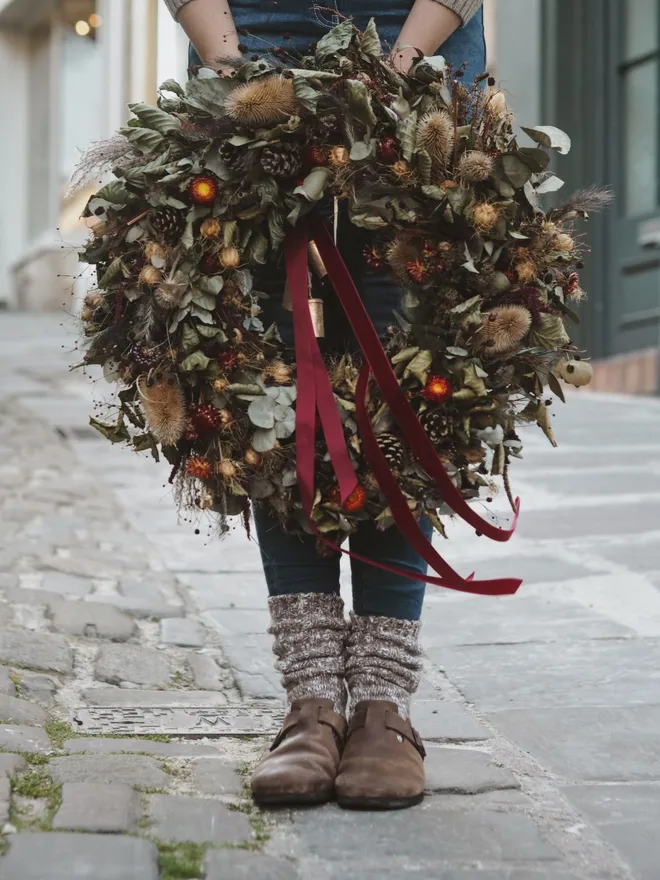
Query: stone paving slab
0,669,15,697
63,737,221,757
15,672,59,708
94,644,170,688
186,652,227,691
440,639,660,711
52,783,141,833
561,783,660,880
288,802,561,865
190,758,244,795
79,688,230,706
0,725,52,755
487,705,660,782
0,695,48,727
205,849,296,879
39,572,92,598
46,599,137,641
159,617,205,647
48,755,169,788
424,746,520,795
146,793,253,844
84,594,185,619
422,592,632,649
0,629,73,674
413,701,490,742
0,755,27,778
0,833,159,880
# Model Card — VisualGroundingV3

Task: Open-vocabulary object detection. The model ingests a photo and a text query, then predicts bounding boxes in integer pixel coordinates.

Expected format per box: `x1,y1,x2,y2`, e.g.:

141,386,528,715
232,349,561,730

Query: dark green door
543,0,660,374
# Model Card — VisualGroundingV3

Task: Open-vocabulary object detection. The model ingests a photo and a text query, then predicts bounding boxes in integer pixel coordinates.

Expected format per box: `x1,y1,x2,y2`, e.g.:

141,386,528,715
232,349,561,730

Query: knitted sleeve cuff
431,0,483,25
163,0,193,19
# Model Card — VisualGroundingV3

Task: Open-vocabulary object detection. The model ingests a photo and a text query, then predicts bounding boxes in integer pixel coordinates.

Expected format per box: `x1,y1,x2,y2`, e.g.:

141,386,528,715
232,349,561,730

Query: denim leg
349,516,433,621
253,503,340,596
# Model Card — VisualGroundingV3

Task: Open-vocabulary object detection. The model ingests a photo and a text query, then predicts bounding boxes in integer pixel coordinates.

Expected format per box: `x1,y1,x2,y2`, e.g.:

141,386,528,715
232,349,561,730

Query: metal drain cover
72,703,283,737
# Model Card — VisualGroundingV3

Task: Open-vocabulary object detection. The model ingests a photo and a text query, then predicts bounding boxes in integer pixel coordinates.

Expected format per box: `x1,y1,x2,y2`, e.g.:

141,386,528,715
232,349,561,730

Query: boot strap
270,704,347,752
347,707,426,759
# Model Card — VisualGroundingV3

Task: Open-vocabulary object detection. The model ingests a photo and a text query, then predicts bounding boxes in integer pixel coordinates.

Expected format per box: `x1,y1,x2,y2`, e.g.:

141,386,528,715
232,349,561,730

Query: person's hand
390,45,419,74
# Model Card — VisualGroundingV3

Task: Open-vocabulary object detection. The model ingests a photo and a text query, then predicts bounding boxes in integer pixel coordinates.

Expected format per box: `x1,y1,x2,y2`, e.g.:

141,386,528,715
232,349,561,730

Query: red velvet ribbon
284,217,522,596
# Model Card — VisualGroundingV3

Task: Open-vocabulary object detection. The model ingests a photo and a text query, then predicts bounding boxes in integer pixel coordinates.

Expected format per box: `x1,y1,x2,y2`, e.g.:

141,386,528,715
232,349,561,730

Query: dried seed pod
219,247,240,268
201,218,222,239
557,358,593,387
471,202,500,233
329,146,349,167
456,150,494,184
139,265,162,286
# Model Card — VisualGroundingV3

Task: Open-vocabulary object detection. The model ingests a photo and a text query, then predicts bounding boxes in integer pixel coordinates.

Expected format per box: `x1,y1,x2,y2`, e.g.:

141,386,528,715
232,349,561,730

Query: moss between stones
157,842,206,880
45,719,81,749
10,767,62,832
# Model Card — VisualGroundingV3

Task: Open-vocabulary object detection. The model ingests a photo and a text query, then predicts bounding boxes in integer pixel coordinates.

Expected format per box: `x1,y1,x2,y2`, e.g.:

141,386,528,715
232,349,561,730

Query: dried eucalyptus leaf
249,478,275,499
180,351,210,371
293,167,331,202
502,154,533,188
521,125,571,155
391,346,420,365
315,19,354,62
527,314,570,350
248,395,276,429
252,426,277,452
398,110,418,162
360,18,382,56
181,323,200,353
274,409,296,438
346,79,377,131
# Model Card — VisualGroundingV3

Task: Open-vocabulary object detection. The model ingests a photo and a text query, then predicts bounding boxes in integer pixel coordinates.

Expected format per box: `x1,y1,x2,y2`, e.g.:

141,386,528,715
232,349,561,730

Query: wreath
75,19,609,585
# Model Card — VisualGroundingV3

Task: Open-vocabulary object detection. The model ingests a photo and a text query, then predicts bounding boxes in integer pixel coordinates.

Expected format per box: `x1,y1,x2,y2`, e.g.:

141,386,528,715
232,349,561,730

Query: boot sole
252,791,334,808
337,793,424,811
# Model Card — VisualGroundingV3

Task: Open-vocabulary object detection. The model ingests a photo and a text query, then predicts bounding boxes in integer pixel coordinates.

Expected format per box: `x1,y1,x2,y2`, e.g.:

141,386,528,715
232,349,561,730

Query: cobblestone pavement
1,312,660,879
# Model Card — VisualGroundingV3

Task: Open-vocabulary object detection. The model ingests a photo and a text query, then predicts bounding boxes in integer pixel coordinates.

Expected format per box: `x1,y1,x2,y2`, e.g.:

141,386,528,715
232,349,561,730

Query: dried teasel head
416,111,454,166
471,202,500,233
479,305,532,354
138,375,186,445
225,74,298,128
456,150,494,185
386,237,420,282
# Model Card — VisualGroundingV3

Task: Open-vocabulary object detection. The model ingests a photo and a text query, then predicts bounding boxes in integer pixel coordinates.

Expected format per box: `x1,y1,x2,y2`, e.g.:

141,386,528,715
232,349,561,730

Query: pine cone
420,410,452,445
149,207,186,245
219,140,246,172
376,433,405,471
260,142,302,178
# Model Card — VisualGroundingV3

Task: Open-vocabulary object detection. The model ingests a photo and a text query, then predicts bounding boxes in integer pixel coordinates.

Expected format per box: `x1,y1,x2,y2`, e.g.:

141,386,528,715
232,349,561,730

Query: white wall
0,31,29,306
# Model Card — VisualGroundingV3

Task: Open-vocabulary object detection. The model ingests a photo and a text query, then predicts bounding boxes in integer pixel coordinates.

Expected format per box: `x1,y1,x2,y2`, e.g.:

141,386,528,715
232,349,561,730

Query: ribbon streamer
284,218,522,596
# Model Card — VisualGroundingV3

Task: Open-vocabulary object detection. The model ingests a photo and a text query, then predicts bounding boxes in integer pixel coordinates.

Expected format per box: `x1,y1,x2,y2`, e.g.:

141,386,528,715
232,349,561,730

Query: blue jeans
189,3,486,620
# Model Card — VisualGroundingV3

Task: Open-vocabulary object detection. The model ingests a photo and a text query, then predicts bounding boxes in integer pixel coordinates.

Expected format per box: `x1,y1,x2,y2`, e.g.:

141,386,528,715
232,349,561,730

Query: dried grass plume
138,376,186,445
225,75,298,127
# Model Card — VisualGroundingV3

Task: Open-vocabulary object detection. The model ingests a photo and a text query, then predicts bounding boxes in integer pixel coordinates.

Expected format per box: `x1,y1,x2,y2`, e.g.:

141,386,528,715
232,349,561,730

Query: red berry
304,145,327,168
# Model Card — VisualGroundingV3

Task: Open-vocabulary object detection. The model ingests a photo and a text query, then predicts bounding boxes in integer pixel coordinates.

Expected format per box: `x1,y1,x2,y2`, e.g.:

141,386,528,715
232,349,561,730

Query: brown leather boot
335,700,425,810
251,698,347,806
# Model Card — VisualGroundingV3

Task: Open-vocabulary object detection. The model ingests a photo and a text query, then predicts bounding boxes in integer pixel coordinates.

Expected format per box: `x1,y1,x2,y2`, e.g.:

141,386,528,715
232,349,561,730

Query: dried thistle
187,456,213,481
416,111,454,166
225,75,298,128
154,270,187,310
515,260,537,283
217,459,242,481
456,150,494,185
265,360,293,384
471,202,500,232
138,376,186,445
480,306,532,354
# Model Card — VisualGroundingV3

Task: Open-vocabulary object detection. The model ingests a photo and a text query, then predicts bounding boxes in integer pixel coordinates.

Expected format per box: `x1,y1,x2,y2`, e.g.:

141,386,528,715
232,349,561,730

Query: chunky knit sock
268,593,348,716
345,613,422,719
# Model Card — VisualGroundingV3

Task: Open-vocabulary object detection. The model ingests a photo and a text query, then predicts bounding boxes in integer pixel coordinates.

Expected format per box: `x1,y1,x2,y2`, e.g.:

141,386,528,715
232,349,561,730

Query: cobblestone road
1,312,659,879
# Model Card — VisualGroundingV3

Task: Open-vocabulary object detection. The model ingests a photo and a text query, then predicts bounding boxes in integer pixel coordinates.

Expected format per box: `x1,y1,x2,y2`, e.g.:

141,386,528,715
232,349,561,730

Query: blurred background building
0,0,658,395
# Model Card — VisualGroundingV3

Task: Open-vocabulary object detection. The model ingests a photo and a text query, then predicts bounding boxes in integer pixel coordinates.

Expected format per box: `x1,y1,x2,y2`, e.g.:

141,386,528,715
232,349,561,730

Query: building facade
0,0,188,310
1,0,658,393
